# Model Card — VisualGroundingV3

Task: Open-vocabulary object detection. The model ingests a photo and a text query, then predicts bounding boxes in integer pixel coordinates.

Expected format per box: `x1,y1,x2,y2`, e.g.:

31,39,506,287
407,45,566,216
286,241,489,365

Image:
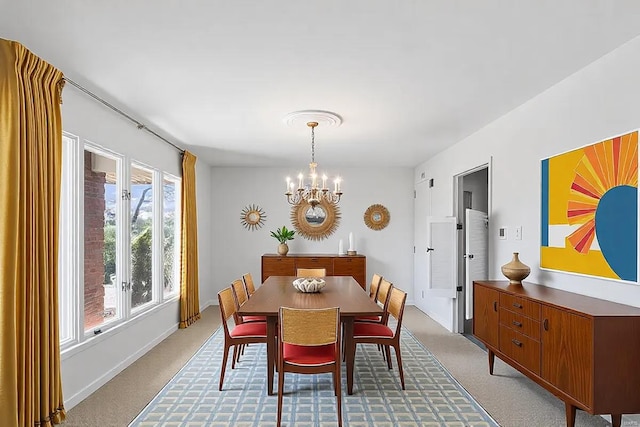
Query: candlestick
338,239,344,255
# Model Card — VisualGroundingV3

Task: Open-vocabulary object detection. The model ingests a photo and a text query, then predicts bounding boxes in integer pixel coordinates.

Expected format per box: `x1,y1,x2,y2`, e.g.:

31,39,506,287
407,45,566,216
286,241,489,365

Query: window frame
59,131,182,352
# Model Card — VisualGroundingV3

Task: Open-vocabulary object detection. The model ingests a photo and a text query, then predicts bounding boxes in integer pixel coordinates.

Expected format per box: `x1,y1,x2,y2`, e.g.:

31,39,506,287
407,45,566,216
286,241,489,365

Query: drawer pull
511,338,523,347
512,302,523,309
543,319,549,331
493,301,498,312
512,321,522,327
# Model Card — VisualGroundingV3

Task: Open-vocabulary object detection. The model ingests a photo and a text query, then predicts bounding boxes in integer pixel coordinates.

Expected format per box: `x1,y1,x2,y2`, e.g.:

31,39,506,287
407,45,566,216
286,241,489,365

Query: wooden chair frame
353,287,407,390
277,306,342,427
217,287,268,391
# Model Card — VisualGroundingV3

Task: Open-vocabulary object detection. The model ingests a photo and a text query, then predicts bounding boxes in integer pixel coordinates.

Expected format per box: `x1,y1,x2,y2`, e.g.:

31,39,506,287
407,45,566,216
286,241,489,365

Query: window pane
163,176,180,299
84,149,120,332
131,165,154,309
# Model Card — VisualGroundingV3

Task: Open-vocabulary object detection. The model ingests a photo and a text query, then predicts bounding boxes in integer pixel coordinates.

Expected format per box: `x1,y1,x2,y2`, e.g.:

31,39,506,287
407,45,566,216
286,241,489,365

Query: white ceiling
3,1,640,167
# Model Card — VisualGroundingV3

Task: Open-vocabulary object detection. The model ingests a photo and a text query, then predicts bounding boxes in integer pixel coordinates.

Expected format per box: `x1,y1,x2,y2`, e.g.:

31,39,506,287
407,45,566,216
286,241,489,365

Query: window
59,133,181,348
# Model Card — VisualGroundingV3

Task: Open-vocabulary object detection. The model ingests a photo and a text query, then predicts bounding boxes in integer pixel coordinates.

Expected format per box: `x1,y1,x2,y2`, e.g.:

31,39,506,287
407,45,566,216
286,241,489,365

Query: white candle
322,175,327,189
338,239,344,255
286,177,291,192
348,232,354,251
298,173,303,189
334,179,338,193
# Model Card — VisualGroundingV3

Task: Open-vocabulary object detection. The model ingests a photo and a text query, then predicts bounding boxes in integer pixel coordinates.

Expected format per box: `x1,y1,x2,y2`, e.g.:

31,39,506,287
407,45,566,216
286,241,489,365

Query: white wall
60,88,214,409
414,35,640,329
210,167,415,302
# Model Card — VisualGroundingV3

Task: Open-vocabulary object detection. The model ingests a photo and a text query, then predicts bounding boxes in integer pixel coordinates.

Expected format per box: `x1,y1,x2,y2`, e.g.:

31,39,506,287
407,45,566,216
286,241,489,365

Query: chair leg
277,369,285,427
394,342,405,390
336,367,343,427
232,345,239,369
385,345,392,369
219,344,230,391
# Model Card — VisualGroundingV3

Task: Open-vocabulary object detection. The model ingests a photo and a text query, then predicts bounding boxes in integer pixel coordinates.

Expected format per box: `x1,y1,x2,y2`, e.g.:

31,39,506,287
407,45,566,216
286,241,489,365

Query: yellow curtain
179,151,201,328
0,40,66,426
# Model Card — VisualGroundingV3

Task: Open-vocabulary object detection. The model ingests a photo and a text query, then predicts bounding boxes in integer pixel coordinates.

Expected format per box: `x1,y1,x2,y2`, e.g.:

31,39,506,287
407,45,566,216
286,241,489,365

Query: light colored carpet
65,305,627,426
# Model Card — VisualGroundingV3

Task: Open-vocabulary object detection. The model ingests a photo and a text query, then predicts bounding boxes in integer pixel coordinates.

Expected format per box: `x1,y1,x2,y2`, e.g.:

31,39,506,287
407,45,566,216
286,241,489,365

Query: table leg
266,316,277,396
344,317,355,395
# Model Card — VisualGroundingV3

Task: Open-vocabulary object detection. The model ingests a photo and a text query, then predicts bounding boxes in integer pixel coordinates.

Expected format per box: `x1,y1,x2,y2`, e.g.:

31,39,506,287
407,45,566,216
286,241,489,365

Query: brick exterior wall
84,151,106,329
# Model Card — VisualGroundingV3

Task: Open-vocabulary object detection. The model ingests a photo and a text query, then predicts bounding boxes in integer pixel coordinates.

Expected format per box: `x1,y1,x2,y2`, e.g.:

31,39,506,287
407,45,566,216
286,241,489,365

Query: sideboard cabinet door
473,284,499,349
541,305,593,408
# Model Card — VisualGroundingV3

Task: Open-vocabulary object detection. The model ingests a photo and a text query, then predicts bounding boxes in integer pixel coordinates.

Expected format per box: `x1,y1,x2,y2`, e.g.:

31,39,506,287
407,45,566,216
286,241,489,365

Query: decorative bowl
292,277,326,293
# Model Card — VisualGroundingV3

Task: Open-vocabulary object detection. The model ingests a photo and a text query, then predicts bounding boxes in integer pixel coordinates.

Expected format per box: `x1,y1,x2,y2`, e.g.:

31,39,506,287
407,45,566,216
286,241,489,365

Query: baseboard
64,322,178,410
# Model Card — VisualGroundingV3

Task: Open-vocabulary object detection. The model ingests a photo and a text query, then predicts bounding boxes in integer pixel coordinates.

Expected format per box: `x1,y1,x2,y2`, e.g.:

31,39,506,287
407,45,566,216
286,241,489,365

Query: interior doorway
454,165,490,334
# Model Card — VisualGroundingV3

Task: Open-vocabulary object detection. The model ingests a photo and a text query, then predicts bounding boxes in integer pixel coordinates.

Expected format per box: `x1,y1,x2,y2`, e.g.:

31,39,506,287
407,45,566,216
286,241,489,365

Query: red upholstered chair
296,267,326,277
217,287,268,390
368,273,383,300
231,278,266,324
242,272,257,297
353,287,408,390
355,278,393,324
277,307,342,427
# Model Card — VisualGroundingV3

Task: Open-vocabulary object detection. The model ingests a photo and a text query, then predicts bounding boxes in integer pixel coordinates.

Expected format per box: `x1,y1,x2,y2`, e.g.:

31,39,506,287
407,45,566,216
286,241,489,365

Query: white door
465,209,488,319
414,181,430,313
426,216,457,298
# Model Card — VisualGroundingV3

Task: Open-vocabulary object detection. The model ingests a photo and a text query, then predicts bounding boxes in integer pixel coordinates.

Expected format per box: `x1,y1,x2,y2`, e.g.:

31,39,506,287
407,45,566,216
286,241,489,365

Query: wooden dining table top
238,275,382,317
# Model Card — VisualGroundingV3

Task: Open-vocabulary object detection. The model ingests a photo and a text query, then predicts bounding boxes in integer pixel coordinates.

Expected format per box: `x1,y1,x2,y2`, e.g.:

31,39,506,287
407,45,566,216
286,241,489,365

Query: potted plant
271,225,295,256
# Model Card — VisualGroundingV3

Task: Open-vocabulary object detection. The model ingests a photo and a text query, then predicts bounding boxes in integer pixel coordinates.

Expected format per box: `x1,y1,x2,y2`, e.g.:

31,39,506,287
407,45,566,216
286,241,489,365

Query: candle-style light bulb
298,173,304,189
322,174,328,189
286,176,291,192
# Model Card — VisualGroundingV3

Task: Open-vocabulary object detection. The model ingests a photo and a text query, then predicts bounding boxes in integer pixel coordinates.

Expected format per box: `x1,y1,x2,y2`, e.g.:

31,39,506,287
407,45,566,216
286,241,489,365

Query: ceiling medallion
282,110,343,128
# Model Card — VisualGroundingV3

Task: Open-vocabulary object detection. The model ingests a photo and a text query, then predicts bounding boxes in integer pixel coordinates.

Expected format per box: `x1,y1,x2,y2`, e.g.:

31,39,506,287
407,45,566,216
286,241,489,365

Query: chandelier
285,121,342,207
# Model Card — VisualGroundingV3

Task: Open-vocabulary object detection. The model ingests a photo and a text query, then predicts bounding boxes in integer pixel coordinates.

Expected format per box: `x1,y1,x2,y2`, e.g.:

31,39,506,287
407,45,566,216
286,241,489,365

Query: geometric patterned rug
129,327,498,426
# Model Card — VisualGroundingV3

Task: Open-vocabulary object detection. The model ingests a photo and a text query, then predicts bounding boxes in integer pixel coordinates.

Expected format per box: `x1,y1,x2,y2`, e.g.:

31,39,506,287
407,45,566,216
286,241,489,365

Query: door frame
452,159,492,333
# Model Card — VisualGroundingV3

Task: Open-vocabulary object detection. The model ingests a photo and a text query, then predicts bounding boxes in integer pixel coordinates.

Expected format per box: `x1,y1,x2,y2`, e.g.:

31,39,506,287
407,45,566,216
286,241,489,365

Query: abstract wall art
540,130,638,282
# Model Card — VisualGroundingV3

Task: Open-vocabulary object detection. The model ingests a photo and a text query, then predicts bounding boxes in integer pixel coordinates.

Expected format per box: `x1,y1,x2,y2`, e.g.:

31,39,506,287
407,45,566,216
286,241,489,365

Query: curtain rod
63,77,185,155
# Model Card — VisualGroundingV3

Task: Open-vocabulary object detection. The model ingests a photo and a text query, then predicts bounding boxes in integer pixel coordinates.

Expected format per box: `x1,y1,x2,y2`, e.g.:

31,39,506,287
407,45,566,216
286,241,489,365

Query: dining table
237,275,383,395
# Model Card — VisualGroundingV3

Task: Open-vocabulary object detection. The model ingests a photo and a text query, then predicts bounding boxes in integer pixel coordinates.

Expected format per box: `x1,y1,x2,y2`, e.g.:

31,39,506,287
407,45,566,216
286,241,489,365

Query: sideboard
261,253,366,289
473,280,640,427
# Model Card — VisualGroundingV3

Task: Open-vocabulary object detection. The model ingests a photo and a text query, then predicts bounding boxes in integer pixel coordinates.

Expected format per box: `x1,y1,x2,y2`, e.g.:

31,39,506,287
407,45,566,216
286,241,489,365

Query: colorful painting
540,130,638,282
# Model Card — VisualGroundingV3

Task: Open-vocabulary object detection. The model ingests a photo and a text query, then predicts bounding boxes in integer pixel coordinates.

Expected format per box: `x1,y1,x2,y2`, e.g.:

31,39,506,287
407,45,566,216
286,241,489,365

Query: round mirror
304,205,326,225
364,204,390,230
240,204,266,231
291,200,340,240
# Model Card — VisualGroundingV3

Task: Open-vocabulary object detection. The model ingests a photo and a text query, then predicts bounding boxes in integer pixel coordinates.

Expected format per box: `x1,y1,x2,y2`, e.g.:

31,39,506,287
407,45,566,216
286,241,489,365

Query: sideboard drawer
500,293,541,320
295,258,334,275
499,325,540,375
500,307,541,341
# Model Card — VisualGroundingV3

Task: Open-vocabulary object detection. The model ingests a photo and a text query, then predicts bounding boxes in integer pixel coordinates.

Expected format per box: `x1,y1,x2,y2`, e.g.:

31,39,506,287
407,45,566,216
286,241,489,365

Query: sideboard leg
488,349,495,375
611,414,622,427
565,402,576,427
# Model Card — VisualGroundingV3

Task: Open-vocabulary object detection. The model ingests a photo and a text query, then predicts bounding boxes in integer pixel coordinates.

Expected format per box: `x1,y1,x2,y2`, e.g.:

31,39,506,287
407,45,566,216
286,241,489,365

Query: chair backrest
296,268,326,278
279,307,339,346
231,278,249,307
376,278,393,323
369,273,383,300
242,273,256,296
217,287,237,335
387,287,408,336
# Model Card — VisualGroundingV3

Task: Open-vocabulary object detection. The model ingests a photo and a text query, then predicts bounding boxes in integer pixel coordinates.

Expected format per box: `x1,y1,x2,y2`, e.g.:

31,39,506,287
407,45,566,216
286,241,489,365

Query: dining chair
296,267,326,277
353,287,407,390
355,278,392,324
368,273,383,300
217,287,268,390
277,306,342,427
242,272,257,297
231,278,266,324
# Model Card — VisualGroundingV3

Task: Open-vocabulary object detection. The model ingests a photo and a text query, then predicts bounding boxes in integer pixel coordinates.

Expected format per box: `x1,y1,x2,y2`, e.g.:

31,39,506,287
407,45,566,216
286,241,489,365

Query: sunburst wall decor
541,130,638,282
240,204,266,231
